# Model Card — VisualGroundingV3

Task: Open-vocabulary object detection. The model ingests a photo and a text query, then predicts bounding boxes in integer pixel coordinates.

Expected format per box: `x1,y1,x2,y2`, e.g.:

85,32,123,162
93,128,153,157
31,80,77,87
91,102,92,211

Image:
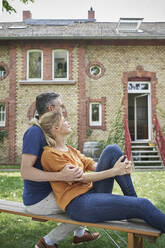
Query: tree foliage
157,107,165,135
2,0,34,13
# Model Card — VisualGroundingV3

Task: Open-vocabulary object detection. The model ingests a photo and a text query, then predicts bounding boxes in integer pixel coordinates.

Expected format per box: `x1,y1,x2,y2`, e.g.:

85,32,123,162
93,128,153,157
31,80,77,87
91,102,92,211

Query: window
27,50,43,80
90,103,102,126
0,63,9,80
53,50,68,80
0,104,6,127
0,66,6,78
116,18,143,33
128,82,150,93
34,110,39,119
90,65,101,76
86,62,105,79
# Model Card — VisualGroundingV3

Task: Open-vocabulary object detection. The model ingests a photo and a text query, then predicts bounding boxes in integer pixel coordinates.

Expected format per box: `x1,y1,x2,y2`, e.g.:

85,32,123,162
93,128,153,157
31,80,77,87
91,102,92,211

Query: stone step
134,160,162,164
132,155,160,158
132,150,158,154
131,142,164,169
131,145,156,149
134,165,165,170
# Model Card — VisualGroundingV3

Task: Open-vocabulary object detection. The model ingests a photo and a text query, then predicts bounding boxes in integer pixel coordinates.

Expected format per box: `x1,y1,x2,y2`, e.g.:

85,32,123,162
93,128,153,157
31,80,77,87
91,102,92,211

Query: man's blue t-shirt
22,125,52,205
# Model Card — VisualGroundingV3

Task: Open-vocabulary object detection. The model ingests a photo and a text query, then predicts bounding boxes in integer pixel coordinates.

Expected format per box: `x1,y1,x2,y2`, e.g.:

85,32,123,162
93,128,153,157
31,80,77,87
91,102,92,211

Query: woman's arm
80,156,132,183
89,163,97,171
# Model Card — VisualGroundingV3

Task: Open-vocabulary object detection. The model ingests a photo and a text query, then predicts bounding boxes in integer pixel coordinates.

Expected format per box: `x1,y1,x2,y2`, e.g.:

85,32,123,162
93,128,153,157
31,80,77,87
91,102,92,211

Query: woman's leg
94,144,137,197
66,192,165,233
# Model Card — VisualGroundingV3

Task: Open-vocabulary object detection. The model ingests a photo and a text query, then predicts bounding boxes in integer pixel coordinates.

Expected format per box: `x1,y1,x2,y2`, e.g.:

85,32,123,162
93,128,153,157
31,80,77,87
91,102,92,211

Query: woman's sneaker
35,238,58,248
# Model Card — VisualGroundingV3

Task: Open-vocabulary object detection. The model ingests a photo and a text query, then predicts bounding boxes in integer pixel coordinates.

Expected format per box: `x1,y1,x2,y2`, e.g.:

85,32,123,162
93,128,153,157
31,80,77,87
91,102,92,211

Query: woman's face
55,116,72,136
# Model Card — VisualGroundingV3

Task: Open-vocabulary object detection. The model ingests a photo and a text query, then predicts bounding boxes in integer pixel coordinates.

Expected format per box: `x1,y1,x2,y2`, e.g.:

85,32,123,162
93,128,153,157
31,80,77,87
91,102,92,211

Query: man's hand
58,164,83,181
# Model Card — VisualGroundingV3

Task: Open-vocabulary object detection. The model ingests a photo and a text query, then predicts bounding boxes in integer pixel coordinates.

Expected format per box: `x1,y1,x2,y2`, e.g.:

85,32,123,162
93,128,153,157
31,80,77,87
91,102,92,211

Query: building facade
0,9,165,165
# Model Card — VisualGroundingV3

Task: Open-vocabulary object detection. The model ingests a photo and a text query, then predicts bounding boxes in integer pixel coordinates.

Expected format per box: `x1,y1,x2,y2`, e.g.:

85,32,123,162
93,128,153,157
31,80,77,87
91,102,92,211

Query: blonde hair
30,111,62,147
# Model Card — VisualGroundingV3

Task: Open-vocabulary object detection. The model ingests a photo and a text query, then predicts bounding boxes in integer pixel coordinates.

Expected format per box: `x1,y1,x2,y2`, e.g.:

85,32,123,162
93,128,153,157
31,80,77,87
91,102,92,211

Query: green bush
0,130,8,142
99,98,125,152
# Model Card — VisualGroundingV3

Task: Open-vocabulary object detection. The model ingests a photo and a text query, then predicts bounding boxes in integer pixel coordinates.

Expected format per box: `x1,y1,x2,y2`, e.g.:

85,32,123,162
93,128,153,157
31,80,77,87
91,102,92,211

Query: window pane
141,84,148,90
0,66,6,78
0,105,5,126
54,50,67,79
128,82,149,91
34,110,39,119
92,104,99,122
2,113,5,120
90,65,101,76
29,51,41,78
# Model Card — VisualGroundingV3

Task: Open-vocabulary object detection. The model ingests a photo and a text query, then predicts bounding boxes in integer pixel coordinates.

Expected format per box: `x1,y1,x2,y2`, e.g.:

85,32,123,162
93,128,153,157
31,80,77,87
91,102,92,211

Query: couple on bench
21,92,165,248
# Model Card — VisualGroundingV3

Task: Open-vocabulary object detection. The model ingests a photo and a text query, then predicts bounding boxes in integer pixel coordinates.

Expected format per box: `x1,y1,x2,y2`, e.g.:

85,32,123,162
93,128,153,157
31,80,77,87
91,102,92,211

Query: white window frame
89,102,102,126
0,104,6,127
27,49,43,81
128,82,150,94
52,49,69,80
128,81,152,142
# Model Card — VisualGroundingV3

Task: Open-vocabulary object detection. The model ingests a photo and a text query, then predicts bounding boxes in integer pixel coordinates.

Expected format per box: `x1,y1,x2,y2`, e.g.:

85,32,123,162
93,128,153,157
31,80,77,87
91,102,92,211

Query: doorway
128,82,151,142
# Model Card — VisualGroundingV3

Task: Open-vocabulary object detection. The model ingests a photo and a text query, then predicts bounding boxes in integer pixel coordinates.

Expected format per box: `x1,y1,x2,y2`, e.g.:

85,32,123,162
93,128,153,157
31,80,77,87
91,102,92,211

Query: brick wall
85,45,165,143
0,44,10,164
15,41,79,163
1,40,165,164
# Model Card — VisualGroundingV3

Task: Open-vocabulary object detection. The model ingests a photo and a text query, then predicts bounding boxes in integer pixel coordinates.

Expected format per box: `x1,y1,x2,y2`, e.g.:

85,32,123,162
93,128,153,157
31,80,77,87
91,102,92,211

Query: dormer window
116,18,143,33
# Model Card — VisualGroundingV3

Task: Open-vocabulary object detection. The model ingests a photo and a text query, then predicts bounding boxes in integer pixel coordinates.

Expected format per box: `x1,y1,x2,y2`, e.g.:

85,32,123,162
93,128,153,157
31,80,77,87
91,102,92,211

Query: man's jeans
66,145,165,233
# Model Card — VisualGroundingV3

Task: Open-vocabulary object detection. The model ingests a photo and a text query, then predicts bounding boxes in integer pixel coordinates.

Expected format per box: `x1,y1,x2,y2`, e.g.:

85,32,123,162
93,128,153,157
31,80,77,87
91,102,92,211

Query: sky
0,0,165,23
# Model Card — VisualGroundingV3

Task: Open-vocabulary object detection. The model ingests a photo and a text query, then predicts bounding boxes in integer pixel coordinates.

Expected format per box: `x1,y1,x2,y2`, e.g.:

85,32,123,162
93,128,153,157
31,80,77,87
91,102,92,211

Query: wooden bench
0,199,162,248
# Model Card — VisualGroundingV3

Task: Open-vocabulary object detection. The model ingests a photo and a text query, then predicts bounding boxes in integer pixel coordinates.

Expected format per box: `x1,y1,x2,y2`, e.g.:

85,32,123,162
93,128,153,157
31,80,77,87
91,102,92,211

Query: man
21,92,99,248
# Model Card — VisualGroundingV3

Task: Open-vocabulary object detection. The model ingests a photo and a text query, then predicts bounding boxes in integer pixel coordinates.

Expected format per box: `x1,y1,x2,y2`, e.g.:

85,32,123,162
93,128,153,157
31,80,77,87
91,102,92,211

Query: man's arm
21,154,83,182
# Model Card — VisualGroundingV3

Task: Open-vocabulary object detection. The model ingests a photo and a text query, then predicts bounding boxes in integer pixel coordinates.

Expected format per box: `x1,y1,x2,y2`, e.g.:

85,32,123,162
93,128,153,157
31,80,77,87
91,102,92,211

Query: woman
39,110,165,233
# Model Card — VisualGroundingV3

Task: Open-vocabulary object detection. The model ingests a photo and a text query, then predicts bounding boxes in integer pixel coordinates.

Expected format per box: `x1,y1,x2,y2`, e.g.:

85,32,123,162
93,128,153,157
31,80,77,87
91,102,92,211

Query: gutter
0,35,165,40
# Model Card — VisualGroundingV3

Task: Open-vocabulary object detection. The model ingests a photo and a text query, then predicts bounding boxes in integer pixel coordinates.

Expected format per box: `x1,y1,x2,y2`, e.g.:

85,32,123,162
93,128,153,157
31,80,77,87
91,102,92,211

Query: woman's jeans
66,145,165,233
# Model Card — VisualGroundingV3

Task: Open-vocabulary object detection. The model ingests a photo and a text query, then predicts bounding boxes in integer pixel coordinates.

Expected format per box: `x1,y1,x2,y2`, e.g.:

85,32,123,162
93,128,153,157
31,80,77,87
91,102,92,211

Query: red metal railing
154,116,165,166
124,119,132,160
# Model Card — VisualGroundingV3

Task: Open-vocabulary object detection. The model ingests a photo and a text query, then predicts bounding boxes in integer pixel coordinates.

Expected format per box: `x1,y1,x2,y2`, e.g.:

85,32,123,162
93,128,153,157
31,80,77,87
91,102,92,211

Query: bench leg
128,233,144,248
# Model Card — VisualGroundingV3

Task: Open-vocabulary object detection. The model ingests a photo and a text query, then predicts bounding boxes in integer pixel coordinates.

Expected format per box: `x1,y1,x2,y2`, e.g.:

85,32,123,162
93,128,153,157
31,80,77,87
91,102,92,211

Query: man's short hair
36,92,60,117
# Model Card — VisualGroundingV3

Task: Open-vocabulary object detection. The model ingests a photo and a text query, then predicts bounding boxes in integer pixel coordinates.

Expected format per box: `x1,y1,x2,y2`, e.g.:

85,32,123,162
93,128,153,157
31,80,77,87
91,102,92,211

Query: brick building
0,8,165,167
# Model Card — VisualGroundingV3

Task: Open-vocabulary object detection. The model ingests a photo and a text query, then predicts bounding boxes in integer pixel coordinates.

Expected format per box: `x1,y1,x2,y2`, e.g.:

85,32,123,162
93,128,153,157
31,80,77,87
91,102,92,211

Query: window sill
89,125,106,131
19,80,76,85
0,124,6,127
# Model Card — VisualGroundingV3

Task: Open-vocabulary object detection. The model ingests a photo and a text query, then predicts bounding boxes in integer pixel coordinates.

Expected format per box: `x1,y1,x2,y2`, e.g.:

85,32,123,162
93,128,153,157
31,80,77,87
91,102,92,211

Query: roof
0,18,165,40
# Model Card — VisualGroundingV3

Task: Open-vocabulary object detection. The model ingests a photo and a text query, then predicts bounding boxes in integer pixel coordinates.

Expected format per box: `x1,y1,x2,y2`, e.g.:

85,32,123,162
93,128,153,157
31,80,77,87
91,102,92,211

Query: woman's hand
124,157,132,174
113,156,132,176
58,164,83,181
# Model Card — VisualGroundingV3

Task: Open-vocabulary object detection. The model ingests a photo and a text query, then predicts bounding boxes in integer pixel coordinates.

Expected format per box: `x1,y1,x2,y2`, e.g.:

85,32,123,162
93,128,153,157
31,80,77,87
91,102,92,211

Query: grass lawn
0,170,165,248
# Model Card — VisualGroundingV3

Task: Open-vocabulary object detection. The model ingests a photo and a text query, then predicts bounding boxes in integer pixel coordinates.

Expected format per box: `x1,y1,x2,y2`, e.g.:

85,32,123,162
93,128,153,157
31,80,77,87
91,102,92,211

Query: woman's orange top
41,145,95,211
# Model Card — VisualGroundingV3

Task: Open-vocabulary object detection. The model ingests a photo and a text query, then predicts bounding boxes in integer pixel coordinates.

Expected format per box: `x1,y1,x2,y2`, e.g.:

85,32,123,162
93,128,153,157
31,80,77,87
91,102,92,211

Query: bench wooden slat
0,199,161,239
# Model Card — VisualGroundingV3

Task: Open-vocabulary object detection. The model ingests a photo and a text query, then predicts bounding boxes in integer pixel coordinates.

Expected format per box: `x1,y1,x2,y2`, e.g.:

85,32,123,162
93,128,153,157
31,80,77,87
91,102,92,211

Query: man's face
48,97,66,116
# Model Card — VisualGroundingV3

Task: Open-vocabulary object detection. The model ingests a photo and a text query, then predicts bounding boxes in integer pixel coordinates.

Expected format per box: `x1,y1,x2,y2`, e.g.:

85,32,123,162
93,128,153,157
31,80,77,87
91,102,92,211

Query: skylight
116,18,143,33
